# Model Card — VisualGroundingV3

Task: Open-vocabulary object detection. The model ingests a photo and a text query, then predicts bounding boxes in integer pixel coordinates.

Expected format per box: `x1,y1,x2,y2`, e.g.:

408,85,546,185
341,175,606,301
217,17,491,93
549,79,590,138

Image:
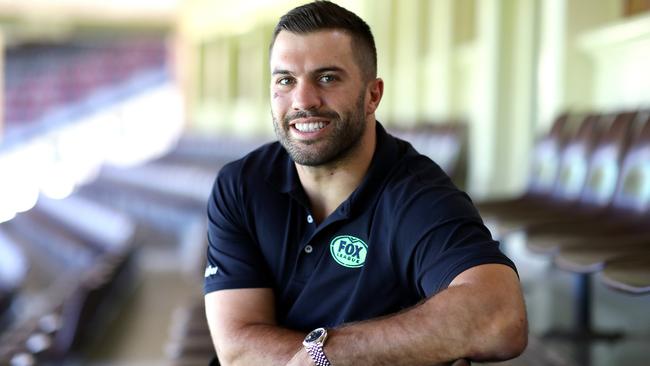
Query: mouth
289,117,331,134
293,121,328,133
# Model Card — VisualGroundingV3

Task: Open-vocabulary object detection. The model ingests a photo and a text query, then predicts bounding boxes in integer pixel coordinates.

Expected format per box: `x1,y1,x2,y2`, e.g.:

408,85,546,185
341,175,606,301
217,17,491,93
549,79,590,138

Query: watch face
305,328,325,343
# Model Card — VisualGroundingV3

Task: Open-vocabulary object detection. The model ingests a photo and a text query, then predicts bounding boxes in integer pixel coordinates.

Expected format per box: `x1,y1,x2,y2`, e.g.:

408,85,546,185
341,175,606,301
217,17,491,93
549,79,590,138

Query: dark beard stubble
272,91,367,167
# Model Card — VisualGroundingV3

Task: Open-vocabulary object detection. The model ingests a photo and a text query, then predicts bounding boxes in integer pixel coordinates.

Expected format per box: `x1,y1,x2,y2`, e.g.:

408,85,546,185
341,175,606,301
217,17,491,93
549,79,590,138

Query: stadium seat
489,113,626,236
601,255,650,294
476,113,573,220
526,111,650,256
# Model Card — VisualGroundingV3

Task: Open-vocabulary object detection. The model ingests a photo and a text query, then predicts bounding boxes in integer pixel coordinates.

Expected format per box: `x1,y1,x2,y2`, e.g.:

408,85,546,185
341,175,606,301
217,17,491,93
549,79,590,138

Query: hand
286,348,315,366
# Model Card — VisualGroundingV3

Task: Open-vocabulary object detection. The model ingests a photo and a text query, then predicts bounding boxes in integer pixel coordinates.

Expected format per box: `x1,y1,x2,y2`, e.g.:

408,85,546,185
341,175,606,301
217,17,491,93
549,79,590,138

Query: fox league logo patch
329,235,368,268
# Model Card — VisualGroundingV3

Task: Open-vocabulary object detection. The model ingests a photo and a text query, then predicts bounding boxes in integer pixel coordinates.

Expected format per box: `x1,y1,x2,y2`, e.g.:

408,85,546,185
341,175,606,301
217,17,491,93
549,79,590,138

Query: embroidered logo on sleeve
204,265,218,278
329,235,368,268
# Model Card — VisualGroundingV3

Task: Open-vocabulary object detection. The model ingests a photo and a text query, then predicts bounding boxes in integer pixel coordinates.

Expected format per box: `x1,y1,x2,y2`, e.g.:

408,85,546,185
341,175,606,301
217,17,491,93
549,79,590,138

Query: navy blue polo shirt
204,122,515,332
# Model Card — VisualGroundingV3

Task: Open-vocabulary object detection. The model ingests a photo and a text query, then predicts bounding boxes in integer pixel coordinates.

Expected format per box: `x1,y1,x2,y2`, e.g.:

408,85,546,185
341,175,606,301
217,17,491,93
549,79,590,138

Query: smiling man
204,2,527,365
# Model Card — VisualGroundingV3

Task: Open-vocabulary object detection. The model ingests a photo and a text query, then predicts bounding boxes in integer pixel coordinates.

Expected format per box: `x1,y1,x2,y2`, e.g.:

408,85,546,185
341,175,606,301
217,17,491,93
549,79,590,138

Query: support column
536,0,566,131
392,0,423,126
425,0,453,121
0,31,5,141
468,0,539,197
504,0,539,194
363,0,396,124
468,0,501,198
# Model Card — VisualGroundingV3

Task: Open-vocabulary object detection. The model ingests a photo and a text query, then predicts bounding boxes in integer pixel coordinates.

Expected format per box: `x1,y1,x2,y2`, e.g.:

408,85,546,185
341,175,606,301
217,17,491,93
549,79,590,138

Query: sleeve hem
427,255,517,296
204,280,273,295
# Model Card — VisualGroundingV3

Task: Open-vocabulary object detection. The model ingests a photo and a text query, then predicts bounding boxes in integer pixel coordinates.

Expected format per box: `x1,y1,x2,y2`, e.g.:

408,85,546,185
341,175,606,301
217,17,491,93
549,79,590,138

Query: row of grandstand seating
0,35,181,365
477,110,650,360
480,110,650,294
0,132,227,365
0,183,207,365
389,122,467,189
0,195,137,365
3,39,167,125
154,136,273,366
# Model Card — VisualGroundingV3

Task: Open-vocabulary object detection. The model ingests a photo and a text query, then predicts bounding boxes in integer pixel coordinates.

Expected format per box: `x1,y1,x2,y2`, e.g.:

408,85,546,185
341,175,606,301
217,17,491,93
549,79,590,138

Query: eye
276,77,294,86
318,74,337,83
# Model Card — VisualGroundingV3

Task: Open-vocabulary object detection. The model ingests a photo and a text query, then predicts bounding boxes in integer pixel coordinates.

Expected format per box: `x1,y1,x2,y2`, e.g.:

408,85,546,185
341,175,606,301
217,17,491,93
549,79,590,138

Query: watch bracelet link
306,343,331,366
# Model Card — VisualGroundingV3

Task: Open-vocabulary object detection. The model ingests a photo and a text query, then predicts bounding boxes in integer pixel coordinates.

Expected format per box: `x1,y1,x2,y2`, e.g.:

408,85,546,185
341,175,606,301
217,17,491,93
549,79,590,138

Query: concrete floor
83,250,202,366
503,235,650,366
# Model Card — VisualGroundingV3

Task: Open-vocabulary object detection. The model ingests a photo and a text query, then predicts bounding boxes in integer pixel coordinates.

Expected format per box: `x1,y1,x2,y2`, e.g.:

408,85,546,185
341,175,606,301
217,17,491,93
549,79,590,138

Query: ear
365,78,384,115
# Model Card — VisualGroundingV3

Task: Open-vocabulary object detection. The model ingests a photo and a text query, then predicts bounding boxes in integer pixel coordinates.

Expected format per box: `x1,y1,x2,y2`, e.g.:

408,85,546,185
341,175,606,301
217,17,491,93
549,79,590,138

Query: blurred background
0,0,649,365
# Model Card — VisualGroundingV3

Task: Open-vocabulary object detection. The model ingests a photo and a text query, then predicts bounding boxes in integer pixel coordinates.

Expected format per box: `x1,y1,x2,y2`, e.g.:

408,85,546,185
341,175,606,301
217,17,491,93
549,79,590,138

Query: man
204,1,527,365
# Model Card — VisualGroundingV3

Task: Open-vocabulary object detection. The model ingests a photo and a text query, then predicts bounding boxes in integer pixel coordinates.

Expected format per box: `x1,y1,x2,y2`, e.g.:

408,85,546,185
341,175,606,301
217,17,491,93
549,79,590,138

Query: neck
296,120,377,224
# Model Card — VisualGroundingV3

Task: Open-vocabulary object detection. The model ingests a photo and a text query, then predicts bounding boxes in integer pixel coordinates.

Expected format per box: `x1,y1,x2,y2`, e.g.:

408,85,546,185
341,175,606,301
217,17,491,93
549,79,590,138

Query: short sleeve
204,163,273,294
395,186,516,297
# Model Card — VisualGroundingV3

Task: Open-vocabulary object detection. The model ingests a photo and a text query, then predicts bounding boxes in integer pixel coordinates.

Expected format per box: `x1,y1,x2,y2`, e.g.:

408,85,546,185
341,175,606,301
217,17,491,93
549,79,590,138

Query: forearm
327,287,524,365
216,323,304,366
305,266,527,366
205,289,306,366
328,289,473,366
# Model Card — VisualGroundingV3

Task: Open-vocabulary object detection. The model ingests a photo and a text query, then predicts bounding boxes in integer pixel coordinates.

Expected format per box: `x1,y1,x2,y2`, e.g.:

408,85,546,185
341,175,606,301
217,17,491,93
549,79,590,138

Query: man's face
270,30,369,166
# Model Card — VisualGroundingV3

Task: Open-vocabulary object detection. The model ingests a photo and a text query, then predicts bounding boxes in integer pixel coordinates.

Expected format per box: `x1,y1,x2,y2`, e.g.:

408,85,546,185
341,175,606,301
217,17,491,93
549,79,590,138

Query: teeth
295,122,327,132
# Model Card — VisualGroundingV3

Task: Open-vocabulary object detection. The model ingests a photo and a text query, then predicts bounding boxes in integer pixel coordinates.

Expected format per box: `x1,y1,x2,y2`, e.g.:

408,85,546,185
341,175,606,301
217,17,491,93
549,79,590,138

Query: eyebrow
313,66,346,75
271,69,292,76
271,66,348,77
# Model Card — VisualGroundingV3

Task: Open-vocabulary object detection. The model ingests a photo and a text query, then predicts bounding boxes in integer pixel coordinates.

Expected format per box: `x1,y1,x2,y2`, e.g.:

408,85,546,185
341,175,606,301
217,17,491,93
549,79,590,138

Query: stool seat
601,254,650,294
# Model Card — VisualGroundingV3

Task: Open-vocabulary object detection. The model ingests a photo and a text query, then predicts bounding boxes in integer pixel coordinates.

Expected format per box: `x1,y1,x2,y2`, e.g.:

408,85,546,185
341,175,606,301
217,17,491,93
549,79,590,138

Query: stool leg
544,273,622,340
574,273,592,333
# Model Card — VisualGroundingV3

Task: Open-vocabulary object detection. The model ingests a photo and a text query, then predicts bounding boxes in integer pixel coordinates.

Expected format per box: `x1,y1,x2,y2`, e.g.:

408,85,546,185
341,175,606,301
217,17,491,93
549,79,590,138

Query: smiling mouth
293,121,328,133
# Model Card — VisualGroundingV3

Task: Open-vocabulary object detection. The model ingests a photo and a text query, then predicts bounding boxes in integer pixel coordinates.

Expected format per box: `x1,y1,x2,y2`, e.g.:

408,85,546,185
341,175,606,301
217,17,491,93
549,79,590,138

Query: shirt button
307,215,314,223
304,245,313,254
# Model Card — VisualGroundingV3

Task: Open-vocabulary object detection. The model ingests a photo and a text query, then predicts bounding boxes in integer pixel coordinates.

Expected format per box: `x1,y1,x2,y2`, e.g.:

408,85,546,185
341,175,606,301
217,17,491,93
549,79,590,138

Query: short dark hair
270,1,377,81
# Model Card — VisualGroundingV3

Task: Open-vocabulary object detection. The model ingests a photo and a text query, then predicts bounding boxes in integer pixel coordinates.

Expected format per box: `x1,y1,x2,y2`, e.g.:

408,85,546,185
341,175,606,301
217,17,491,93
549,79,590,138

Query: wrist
303,327,332,366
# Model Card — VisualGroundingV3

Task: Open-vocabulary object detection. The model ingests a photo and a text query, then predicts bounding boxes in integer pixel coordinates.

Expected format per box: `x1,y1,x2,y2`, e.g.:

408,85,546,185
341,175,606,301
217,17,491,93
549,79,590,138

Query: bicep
205,288,276,353
447,264,528,358
205,170,273,293
398,189,516,296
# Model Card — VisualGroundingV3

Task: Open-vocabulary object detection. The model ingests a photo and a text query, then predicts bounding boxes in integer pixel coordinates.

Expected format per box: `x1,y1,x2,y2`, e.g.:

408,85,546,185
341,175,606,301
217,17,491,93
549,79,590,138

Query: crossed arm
205,263,527,366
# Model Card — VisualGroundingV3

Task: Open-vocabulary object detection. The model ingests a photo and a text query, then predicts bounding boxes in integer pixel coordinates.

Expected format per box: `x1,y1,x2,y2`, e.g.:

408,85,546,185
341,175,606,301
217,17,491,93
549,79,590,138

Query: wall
578,12,650,110
179,0,646,198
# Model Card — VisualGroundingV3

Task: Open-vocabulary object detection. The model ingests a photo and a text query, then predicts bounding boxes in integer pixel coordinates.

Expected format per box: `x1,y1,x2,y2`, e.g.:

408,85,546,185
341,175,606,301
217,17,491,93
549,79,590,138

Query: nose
291,81,321,111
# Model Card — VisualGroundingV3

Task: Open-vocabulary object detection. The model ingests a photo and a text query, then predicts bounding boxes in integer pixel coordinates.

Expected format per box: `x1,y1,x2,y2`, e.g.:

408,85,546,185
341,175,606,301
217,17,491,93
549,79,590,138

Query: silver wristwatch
303,327,332,366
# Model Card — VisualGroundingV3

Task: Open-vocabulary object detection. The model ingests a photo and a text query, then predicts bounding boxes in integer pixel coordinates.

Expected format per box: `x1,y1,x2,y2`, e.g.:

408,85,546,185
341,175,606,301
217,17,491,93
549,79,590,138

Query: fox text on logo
329,235,368,268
